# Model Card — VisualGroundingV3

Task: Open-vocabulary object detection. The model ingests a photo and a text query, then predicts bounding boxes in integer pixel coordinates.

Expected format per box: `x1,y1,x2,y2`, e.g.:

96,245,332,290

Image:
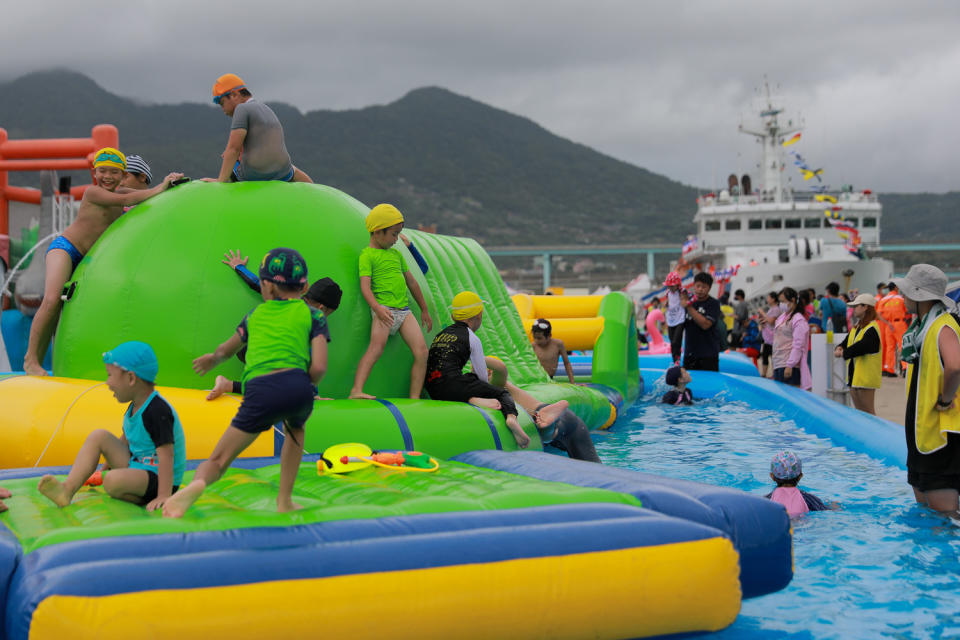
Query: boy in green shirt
350,204,433,399
163,248,329,517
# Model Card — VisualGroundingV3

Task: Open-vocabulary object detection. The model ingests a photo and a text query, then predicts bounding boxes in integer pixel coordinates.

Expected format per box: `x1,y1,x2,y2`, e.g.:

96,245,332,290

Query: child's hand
399,233,411,247
833,346,843,358
161,172,185,188
421,310,433,332
222,250,248,269
375,305,393,326
193,353,218,376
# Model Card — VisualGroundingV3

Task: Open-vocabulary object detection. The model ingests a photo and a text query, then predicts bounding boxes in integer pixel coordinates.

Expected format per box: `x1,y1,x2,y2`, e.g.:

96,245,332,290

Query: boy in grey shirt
211,73,312,183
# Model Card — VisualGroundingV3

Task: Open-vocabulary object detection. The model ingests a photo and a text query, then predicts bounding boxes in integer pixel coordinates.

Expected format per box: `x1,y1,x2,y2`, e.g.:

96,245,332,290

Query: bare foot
23,361,49,377
0,499,6,513
277,500,303,513
535,400,570,429
38,475,73,507
206,375,234,401
0,487,10,499
507,423,531,449
349,390,377,400
469,397,501,410
162,480,205,518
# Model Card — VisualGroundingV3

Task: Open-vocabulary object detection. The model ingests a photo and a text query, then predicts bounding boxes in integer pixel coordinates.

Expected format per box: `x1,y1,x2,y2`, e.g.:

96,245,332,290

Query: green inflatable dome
55,182,427,397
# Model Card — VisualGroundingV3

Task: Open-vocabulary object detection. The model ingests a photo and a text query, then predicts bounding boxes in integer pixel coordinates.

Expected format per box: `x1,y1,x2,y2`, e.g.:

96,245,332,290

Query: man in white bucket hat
894,264,960,514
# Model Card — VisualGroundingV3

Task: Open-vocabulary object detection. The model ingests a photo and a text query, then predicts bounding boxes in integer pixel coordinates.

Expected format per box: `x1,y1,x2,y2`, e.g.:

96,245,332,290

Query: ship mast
737,82,800,203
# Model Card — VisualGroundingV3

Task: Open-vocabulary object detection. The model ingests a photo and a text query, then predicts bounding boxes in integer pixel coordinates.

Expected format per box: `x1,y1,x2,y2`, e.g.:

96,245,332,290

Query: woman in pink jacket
772,287,811,389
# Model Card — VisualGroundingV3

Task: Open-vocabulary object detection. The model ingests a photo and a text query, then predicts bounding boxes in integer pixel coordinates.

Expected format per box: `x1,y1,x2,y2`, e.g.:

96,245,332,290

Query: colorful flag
814,194,838,203
782,133,802,147
801,168,823,181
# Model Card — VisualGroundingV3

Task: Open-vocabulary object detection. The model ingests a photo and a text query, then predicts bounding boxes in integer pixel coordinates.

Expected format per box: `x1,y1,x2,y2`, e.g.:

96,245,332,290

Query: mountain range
0,70,957,248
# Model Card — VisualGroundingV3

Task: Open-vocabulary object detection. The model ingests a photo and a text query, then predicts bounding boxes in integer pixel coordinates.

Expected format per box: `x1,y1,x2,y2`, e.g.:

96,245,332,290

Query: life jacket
907,312,960,453
849,320,881,389
770,486,809,518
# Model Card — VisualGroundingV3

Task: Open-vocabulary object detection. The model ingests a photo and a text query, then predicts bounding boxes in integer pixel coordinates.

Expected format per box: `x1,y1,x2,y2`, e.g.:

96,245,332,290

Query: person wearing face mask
894,264,960,515
833,294,882,414
772,287,810,389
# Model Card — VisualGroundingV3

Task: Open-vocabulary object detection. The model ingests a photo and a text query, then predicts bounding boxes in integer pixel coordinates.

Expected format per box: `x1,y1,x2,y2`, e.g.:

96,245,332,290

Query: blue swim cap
103,341,159,383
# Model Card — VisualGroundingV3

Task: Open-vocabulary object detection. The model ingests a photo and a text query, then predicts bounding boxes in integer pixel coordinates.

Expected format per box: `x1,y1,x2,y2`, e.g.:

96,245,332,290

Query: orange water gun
83,470,104,486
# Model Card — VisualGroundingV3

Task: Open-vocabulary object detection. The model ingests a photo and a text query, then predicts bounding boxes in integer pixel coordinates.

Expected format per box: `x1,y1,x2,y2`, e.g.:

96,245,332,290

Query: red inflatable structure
0,124,119,270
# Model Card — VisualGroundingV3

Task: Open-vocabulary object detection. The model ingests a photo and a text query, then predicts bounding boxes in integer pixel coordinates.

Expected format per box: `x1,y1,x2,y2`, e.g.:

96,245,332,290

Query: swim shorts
47,235,84,270
907,470,960,493
231,161,294,183
138,469,179,507
372,306,411,336
231,369,315,434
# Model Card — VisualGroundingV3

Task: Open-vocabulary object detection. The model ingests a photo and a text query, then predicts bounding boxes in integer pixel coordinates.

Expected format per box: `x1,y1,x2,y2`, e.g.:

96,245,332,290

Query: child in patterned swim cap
766,451,830,518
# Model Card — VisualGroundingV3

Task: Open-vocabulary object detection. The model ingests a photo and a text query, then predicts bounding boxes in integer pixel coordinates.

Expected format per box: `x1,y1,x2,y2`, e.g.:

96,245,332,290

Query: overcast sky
3,1,959,192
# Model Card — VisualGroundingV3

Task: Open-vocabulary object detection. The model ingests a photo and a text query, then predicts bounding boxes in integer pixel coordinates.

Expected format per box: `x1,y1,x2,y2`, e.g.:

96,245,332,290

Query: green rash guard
237,299,330,388
359,246,409,308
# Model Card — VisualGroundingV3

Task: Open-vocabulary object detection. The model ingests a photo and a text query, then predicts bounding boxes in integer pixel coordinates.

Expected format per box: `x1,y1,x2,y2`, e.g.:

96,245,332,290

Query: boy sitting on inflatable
350,204,433,400
164,248,328,517
23,149,182,376
425,291,566,449
38,341,186,511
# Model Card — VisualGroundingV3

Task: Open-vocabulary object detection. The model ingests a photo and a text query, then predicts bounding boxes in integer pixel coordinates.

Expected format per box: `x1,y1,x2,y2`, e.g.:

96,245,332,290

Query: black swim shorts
231,369,315,434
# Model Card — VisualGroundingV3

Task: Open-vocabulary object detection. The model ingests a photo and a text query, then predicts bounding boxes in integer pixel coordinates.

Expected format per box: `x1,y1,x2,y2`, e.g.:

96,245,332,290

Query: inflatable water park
0,128,917,639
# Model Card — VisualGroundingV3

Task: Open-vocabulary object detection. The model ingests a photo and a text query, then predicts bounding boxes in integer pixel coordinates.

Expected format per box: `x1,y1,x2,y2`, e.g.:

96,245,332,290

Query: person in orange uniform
878,281,908,377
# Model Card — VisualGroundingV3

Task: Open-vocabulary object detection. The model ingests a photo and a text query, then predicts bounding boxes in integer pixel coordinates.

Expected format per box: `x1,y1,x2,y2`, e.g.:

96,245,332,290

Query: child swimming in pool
38,341,186,512
661,365,693,405
766,451,829,518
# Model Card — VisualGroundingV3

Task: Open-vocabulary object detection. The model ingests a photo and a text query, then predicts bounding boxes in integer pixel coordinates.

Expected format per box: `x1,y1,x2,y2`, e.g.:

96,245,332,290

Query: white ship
682,88,893,301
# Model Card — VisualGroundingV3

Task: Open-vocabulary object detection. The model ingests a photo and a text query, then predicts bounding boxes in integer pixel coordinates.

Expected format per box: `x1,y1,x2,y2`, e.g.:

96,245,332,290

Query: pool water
594,385,960,640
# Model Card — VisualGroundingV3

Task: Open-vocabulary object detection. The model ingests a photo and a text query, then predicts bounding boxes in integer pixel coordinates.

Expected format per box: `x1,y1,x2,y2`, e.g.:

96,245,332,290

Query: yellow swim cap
366,204,404,233
92,147,126,171
451,291,483,321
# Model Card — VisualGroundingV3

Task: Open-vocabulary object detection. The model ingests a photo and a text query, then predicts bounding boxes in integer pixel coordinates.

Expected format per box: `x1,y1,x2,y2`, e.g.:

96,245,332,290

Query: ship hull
727,257,893,301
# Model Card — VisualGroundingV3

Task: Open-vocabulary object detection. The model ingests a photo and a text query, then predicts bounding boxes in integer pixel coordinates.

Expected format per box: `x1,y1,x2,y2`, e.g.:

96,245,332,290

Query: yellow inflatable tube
512,293,604,319
0,376,271,469
520,317,604,351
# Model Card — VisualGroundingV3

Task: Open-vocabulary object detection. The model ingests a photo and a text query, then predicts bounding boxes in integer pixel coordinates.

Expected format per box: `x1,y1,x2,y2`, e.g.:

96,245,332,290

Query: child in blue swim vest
38,341,186,512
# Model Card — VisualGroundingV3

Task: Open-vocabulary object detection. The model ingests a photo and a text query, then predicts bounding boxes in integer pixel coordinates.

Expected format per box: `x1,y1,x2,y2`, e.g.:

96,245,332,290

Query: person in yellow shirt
833,294,881,414
896,265,960,515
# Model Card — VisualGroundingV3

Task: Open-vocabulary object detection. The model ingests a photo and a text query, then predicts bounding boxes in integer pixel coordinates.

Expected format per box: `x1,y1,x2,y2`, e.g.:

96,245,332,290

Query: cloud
2,0,958,191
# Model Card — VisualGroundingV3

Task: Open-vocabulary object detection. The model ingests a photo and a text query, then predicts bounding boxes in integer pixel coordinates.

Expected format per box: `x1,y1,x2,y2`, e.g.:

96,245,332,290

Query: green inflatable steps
0,458,642,554
50,181,618,429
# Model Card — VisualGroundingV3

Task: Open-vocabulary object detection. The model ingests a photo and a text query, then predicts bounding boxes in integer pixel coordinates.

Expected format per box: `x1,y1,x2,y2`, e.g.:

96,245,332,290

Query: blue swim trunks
47,235,84,270
231,161,294,183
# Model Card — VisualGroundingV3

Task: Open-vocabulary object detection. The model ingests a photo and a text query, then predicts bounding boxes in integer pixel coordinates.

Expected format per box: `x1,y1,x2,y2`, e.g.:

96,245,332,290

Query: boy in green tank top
164,248,329,517
350,204,433,400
